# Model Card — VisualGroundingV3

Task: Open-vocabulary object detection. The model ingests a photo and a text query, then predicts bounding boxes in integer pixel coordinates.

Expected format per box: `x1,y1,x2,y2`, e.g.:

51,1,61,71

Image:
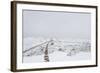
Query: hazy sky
23,10,91,40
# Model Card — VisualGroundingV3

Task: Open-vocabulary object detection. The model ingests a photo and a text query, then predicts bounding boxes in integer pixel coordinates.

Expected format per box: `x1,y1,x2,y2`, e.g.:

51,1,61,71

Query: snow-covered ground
23,51,91,63
22,37,91,63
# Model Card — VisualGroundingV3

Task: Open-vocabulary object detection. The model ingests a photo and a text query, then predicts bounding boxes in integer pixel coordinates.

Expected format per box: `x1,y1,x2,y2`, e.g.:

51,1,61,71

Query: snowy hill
22,37,91,63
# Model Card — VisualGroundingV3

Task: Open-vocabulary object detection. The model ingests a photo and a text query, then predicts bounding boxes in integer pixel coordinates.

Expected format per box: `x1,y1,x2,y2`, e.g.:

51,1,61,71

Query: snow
22,37,91,63
23,51,91,63
23,37,47,51
50,51,91,62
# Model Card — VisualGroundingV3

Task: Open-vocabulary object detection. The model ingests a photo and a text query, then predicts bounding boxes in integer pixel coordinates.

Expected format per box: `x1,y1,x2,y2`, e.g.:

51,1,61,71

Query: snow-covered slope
22,37,91,63
23,51,91,63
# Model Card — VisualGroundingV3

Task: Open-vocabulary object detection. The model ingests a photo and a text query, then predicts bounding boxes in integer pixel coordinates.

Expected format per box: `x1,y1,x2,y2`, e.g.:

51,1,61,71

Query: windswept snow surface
23,51,91,63
22,37,91,63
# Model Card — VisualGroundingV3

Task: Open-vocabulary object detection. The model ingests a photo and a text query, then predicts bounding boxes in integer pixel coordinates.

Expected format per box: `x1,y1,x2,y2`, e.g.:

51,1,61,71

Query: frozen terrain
22,37,91,63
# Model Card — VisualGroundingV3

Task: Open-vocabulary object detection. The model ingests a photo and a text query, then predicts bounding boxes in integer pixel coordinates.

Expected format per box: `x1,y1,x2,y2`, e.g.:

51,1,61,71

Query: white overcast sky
23,10,91,40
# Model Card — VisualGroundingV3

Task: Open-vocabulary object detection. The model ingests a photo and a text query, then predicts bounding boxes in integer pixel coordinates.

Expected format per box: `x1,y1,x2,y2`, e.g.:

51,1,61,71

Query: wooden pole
44,42,49,62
